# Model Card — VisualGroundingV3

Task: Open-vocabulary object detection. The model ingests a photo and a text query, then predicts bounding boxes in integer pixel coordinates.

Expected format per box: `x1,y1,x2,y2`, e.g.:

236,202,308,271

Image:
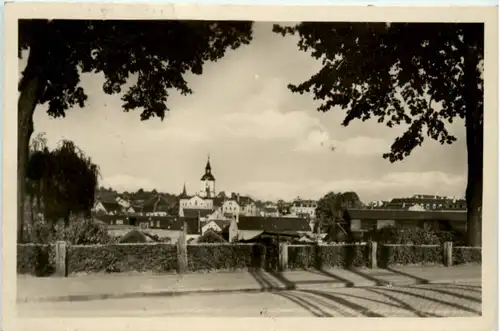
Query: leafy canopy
19,20,253,120
26,138,100,222
273,23,483,162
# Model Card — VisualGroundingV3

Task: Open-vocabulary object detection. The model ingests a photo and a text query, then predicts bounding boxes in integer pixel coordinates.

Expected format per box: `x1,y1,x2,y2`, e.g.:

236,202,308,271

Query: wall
17,241,481,277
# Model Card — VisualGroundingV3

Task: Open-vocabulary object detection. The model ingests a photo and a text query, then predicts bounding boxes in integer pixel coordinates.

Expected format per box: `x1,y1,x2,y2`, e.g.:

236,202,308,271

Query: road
18,282,481,318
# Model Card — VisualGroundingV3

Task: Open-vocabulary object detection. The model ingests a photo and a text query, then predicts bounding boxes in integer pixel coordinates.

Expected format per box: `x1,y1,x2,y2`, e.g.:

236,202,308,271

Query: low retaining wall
288,243,370,269
17,241,481,277
187,243,265,272
285,242,481,270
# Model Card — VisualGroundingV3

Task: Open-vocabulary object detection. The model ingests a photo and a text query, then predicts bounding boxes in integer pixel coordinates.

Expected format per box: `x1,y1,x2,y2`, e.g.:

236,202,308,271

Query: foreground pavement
18,282,482,317
17,265,481,303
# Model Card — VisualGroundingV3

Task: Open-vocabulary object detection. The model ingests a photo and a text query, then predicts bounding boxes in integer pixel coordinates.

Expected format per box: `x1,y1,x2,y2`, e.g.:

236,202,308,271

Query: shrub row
67,243,178,274
377,244,443,267
187,244,265,272
453,246,482,265
17,241,482,276
288,244,369,269
17,244,56,276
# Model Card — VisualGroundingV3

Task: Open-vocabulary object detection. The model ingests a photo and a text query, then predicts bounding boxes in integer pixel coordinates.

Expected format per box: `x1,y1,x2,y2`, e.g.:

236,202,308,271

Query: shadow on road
246,265,481,317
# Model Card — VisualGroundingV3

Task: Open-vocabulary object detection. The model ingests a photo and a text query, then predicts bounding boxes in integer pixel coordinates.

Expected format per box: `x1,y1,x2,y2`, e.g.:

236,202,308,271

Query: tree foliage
19,20,253,120
26,138,100,226
273,23,483,246
17,20,253,242
63,218,112,245
316,191,363,233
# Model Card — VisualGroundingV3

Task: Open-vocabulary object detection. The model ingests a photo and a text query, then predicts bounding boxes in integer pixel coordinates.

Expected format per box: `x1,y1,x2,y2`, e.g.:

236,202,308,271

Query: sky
20,22,468,203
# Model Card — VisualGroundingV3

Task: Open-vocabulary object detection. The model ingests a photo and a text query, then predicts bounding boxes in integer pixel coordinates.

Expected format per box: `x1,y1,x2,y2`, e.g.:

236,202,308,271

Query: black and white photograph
3,4,497,331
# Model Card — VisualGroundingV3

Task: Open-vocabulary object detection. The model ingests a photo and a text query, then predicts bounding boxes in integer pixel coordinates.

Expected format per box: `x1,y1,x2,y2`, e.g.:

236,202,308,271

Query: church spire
201,154,215,181
205,154,211,172
182,182,187,196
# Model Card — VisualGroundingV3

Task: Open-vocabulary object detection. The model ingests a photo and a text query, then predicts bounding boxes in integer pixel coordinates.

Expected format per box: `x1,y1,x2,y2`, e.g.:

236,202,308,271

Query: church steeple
200,154,216,198
201,154,215,181
205,154,212,173
179,182,189,198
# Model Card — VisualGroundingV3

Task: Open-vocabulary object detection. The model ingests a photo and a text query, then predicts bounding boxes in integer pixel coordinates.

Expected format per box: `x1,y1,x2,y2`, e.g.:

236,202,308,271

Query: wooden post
177,221,188,273
444,241,453,267
369,241,378,269
279,243,288,271
55,241,67,277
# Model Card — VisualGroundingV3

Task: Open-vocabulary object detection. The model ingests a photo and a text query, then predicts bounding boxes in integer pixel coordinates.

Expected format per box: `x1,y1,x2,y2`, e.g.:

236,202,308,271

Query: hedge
453,246,482,265
17,244,56,276
287,244,369,270
67,243,178,274
377,244,443,267
187,244,265,271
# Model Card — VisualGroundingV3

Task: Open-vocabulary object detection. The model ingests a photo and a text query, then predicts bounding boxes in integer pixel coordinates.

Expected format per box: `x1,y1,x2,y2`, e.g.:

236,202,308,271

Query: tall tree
18,20,253,241
26,139,100,229
316,191,363,234
273,23,483,246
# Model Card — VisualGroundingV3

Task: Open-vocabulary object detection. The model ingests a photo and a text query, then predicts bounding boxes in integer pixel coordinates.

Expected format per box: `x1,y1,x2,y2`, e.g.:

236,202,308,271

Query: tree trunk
463,29,483,247
17,76,40,243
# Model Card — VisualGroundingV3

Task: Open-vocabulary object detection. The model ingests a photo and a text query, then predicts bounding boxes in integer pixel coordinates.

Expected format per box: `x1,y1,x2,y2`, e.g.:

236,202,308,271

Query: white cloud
240,171,466,202
100,174,157,192
144,109,323,144
293,129,390,157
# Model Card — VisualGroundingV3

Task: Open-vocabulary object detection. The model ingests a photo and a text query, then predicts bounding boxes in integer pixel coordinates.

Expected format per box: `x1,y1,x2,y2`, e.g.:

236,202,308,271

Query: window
156,221,160,227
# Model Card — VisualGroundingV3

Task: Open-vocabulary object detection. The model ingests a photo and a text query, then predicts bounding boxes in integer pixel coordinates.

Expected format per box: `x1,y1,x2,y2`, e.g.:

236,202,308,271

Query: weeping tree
273,23,483,246
26,138,100,232
18,19,253,242
316,191,364,240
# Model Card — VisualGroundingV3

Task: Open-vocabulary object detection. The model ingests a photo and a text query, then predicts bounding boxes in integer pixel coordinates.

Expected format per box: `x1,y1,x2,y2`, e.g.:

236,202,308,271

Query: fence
17,240,481,277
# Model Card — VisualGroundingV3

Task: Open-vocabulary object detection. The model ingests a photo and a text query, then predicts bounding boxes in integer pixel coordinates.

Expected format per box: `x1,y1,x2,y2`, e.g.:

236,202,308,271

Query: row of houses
96,207,468,245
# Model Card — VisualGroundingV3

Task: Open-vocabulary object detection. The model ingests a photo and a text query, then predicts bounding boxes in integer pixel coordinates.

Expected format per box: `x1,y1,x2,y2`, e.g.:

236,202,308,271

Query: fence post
279,243,288,271
444,241,453,267
177,221,188,273
369,241,378,269
55,241,67,277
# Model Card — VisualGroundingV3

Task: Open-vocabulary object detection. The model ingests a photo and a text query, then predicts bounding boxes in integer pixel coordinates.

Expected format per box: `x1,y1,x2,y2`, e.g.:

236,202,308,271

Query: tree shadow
367,287,442,317
384,266,430,284
407,285,481,304
273,291,333,317
382,286,482,315
34,247,55,277
302,289,384,317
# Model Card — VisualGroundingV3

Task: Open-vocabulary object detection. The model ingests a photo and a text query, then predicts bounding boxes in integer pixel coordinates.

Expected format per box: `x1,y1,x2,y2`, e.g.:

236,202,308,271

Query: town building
199,155,216,198
343,208,467,233
290,198,317,219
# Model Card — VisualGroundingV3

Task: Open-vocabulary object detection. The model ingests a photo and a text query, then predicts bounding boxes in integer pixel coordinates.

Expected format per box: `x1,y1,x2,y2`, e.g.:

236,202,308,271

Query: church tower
200,155,216,198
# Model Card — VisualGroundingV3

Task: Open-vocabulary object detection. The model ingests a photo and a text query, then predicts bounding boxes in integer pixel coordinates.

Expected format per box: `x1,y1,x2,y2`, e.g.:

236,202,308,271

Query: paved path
18,282,482,317
17,265,481,303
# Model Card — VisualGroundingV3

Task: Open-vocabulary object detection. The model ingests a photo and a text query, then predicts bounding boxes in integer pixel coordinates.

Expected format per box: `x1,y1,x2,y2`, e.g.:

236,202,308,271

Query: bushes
187,244,265,271
453,246,481,265
17,244,56,276
377,244,443,267
63,218,112,245
288,245,316,269
366,226,441,245
288,244,369,270
67,243,178,274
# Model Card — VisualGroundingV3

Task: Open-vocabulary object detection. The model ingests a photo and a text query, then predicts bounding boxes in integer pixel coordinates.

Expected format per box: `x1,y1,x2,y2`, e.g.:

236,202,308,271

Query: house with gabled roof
93,201,124,215
141,195,172,216
343,208,468,233
201,219,232,235
229,215,313,241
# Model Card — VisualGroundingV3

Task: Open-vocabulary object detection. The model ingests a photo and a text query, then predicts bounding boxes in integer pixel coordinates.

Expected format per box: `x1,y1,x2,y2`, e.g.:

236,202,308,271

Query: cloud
100,174,157,192
144,108,324,144
239,171,466,202
293,129,390,157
